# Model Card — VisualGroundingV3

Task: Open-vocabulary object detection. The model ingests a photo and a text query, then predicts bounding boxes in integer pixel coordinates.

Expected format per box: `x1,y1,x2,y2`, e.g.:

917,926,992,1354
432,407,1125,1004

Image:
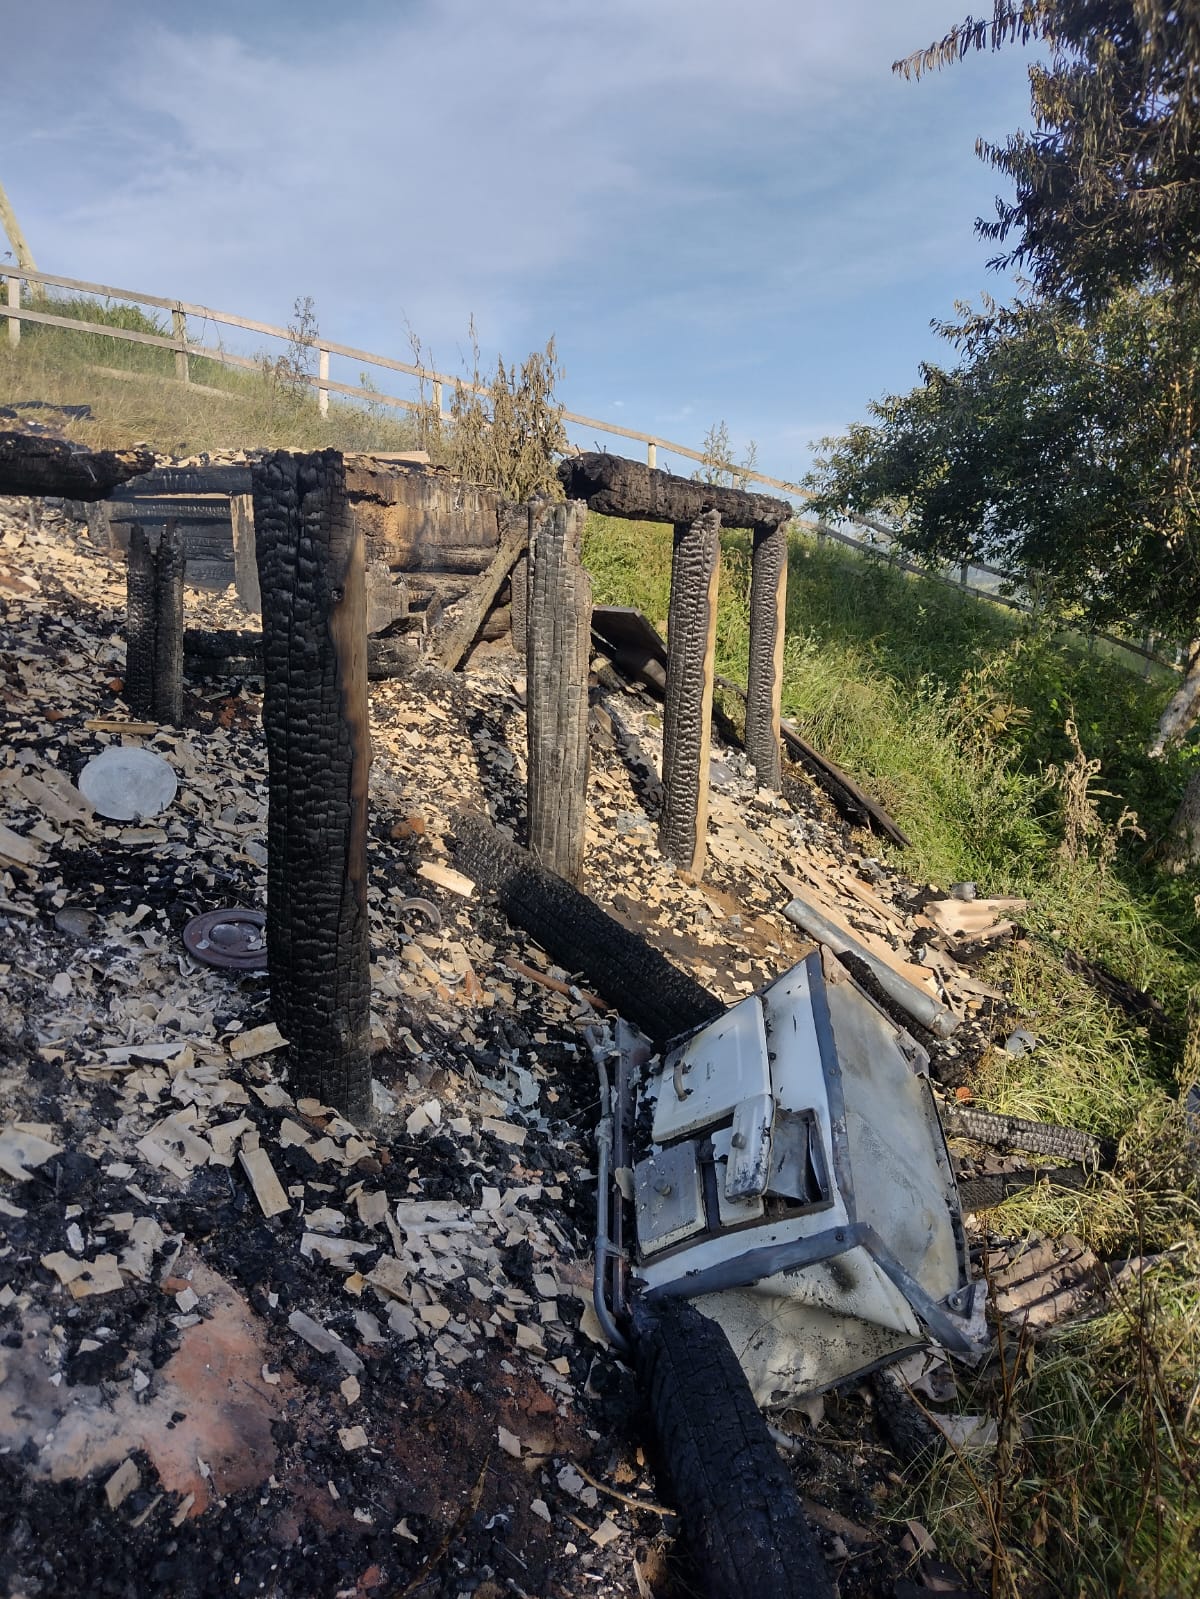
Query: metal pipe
782,896,960,1039
585,1026,631,1355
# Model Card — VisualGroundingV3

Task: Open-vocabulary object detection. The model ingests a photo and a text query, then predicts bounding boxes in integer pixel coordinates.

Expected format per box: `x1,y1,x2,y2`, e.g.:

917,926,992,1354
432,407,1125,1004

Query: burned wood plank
345,457,503,566
745,521,787,789
777,719,912,849
660,510,721,875
426,504,529,670
124,522,184,725
252,449,372,1122
109,463,252,497
230,493,260,613
526,502,591,883
0,431,153,500
182,628,421,682
451,808,722,1045
510,549,529,661
560,451,790,531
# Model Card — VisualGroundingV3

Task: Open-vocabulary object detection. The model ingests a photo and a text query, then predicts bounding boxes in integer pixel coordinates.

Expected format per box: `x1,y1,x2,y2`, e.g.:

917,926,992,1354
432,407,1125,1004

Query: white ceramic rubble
78,746,177,821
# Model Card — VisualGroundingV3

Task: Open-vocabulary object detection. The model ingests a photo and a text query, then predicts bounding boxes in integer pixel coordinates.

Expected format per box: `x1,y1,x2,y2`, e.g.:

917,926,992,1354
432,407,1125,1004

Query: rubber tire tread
451,808,723,1045
957,1162,1088,1213
941,1104,1099,1163
633,1296,835,1599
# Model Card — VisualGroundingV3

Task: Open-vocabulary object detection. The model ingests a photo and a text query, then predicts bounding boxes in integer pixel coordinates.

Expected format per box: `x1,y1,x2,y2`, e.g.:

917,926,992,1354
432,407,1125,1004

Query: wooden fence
0,264,1181,677
0,265,802,489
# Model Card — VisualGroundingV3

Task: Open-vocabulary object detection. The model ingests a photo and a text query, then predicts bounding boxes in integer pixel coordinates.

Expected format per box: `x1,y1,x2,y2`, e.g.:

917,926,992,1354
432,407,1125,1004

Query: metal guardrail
1,265,1180,677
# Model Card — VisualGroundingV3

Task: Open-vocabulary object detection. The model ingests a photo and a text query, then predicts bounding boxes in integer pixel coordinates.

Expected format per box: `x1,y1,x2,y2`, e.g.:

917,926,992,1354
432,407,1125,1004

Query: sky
3,0,1037,482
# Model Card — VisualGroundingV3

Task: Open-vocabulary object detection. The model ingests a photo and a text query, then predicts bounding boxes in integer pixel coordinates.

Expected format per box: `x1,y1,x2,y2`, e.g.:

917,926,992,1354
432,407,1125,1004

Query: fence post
252,449,372,1122
745,519,787,788
647,442,657,470
526,501,591,883
125,521,185,725
172,305,189,383
659,509,721,875
432,379,443,419
318,347,330,416
6,274,19,349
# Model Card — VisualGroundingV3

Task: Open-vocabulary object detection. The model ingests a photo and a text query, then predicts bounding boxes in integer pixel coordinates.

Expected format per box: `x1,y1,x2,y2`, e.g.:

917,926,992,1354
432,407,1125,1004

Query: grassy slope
585,513,1200,1599
1,294,423,456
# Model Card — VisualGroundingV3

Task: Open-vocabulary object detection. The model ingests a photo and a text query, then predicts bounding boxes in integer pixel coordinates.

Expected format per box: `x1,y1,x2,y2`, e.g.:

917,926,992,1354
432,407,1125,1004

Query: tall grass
583,511,1200,1598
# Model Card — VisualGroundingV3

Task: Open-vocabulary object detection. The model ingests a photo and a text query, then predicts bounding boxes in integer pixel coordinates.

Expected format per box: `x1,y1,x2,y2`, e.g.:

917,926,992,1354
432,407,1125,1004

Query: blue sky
4,1,1035,480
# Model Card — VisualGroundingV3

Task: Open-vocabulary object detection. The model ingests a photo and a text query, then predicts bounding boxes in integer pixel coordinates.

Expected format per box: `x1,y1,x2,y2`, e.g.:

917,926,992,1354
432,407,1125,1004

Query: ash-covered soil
0,497,1014,1597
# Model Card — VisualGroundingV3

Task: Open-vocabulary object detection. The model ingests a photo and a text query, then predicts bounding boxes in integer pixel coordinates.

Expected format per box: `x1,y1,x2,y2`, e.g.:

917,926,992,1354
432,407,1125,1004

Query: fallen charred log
0,431,154,499
450,808,722,1045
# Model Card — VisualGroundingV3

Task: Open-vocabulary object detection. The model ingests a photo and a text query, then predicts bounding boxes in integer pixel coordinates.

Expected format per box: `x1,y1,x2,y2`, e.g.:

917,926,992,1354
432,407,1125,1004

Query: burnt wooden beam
252,450,372,1123
0,431,154,500
745,520,787,788
124,522,185,724
426,504,529,670
776,718,912,849
451,809,722,1045
110,463,252,497
526,502,592,883
560,451,790,531
660,510,721,875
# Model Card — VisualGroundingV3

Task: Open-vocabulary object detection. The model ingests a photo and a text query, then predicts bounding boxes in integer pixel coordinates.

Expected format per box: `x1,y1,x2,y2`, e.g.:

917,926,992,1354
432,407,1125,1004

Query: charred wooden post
660,509,721,874
124,521,185,725
153,521,185,726
124,527,157,718
744,519,788,788
527,501,592,883
252,449,372,1123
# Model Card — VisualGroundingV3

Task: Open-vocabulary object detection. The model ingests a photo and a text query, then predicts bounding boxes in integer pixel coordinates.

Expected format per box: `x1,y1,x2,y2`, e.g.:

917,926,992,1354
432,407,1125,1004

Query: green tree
806,288,1200,635
867,2,1200,865
898,3,1200,307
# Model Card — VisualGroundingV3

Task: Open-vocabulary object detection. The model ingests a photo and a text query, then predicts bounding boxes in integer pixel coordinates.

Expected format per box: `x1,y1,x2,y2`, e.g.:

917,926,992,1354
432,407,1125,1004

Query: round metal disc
183,908,267,971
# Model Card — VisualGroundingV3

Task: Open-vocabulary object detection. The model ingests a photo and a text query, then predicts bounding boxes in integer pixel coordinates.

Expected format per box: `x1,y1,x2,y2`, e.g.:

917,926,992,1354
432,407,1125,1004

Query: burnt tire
633,1295,836,1599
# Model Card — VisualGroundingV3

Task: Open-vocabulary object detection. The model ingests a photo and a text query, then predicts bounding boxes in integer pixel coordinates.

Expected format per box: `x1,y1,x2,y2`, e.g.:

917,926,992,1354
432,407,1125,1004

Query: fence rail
0,264,1180,676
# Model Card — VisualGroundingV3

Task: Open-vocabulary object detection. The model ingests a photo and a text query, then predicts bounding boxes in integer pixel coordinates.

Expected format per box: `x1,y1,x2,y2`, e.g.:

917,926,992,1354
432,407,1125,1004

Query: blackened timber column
745,517,788,788
252,450,372,1122
125,520,184,725
526,500,592,883
659,508,721,874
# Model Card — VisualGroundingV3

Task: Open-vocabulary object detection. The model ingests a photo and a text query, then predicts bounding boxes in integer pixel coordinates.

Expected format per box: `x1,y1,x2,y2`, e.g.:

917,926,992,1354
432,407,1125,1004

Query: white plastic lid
78,746,178,821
